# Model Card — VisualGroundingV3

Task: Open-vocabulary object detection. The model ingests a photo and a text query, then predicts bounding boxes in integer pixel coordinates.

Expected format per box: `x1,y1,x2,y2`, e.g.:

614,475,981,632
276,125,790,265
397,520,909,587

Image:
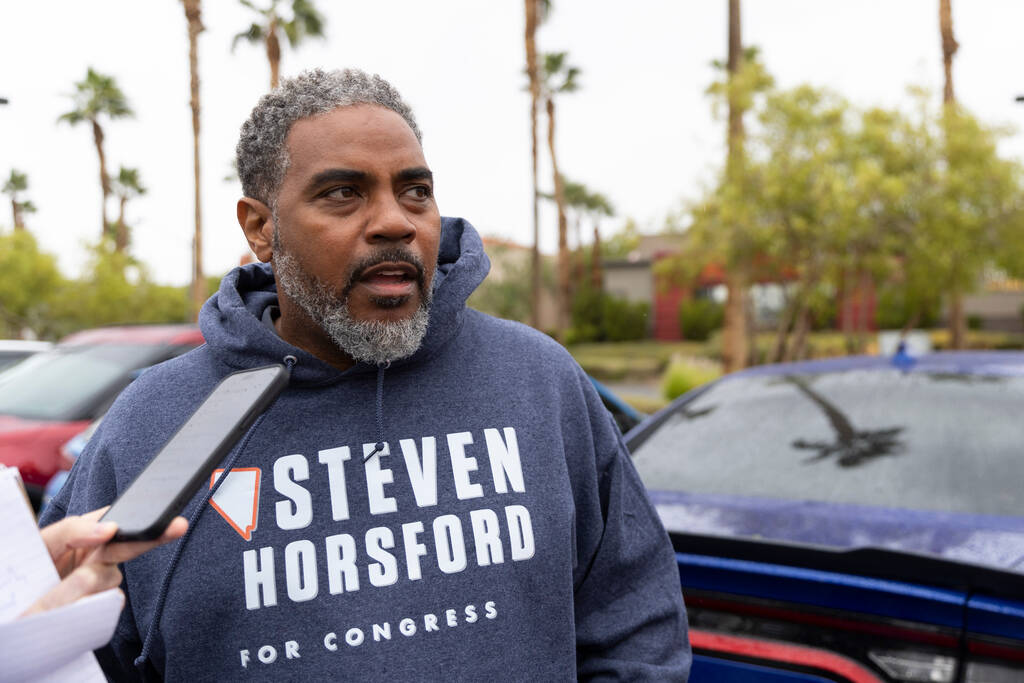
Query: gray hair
235,68,422,206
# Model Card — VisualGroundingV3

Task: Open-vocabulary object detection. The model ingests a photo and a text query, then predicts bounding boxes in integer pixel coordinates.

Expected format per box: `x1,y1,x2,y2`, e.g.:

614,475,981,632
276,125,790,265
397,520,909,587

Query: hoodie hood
200,216,490,385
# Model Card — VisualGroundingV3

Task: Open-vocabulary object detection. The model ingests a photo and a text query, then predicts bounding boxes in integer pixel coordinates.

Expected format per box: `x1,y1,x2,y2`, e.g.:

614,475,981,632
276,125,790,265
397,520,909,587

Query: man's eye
405,185,432,200
325,186,358,200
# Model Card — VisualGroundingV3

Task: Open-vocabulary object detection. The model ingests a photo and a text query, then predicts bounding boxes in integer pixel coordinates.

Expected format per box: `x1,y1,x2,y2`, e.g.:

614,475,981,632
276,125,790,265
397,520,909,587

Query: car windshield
0,344,162,421
0,353,34,374
631,368,1024,518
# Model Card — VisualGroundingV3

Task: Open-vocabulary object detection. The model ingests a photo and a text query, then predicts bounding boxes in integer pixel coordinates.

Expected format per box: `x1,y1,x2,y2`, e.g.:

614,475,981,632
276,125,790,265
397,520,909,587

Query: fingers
94,517,189,565
20,564,123,618
39,507,115,562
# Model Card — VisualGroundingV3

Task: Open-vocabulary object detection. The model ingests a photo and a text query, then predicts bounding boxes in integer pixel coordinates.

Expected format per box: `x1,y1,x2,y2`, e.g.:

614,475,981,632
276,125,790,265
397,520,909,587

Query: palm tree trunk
115,197,128,252
525,0,541,329
572,214,584,292
940,0,966,347
726,0,744,176
267,20,281,89
591,223,603,291
723,270,748,372
185,0,205,321
949,287,966,349
547,97,571,338
721,0,747,371
11,200,23,231
940,0,958,105
91,119,109,238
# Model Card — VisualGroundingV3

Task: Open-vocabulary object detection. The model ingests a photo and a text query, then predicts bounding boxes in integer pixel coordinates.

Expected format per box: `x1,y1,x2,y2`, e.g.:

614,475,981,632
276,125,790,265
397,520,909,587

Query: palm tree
939,0,966,349
524,0,550,329
110,167,146,253
539,51,580,338
183,0,205,320
554,179,613,293
58,68,133,238
722,0,748,372
233,0,326,89
584,190,613,291
2,170,36,231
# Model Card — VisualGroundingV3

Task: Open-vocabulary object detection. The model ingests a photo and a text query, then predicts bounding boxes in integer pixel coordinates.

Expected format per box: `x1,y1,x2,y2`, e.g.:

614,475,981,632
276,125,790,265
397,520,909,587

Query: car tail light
868,650,955,682
687,591,1024,683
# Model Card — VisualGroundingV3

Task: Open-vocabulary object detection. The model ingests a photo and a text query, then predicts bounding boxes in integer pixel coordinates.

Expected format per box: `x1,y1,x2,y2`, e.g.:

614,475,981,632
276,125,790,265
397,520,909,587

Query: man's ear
237,198,274,262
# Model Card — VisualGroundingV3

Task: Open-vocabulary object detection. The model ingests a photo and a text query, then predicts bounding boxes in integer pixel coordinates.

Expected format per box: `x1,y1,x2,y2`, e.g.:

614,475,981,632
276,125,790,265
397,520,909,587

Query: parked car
39,416,103,514
0,339,53,373
0,325,204,506
589,375,645,434
626,352,1024,681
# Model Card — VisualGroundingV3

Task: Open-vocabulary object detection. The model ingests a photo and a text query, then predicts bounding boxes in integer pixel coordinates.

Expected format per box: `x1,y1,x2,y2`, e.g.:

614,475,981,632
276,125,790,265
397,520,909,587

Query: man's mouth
356,261,420,299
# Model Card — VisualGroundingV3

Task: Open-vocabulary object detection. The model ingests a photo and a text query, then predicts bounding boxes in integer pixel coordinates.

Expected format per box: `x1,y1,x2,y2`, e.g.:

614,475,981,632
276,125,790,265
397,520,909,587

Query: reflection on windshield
785,376,905,468
0,344,160,421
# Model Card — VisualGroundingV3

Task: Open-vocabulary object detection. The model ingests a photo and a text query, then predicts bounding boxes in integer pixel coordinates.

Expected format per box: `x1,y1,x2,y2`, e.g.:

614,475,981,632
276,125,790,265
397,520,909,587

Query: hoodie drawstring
364,360,390,462
135,357,296,672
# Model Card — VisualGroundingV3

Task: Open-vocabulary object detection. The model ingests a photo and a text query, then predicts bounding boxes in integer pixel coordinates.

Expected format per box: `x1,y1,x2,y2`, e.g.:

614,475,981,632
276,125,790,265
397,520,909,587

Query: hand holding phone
101,365,288,541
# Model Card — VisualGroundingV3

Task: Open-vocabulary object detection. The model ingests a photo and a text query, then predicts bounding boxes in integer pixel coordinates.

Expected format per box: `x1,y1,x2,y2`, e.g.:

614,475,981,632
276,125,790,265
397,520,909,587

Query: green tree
110,166,146,253
48,243,189,337
58,68,133,237
469,243,553,324
538,51,581,338
2,169,36,231
233,0,325,89
0,230,62,337
912,107,1024,346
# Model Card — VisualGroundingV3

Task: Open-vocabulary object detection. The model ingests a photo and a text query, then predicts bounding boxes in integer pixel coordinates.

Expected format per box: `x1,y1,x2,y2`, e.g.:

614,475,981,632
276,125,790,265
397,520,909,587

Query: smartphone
102,364,289,541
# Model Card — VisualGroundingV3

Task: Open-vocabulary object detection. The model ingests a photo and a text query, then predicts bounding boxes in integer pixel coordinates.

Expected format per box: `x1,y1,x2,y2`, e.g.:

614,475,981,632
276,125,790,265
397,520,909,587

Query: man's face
269,105,441,363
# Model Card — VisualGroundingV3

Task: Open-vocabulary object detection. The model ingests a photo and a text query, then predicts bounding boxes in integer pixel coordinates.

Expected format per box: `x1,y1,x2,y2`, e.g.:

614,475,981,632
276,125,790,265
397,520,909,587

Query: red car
0,325,204,505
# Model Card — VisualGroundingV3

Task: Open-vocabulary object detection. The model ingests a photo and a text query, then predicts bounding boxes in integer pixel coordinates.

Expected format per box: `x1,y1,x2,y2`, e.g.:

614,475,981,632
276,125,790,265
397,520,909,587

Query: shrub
661,358,721,400
570,288,649,343
602,297,649,342
678,298,723,341
875,287,940,330
967,314,984,331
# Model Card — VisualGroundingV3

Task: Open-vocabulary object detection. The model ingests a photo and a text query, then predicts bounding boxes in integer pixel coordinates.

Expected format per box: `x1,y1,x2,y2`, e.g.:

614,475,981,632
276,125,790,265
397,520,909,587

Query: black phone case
101,364,289,541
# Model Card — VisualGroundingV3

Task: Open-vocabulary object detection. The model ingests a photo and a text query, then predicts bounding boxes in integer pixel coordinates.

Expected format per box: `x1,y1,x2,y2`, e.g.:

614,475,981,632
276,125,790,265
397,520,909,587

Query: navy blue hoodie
42,217,690,681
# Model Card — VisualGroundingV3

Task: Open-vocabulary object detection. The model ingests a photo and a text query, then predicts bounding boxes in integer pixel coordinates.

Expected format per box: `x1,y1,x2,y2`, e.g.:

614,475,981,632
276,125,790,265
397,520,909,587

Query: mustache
342,247,427,299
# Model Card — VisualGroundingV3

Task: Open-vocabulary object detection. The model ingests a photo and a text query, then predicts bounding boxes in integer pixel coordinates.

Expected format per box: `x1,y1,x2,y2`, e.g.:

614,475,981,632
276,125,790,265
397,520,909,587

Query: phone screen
103,364,288,540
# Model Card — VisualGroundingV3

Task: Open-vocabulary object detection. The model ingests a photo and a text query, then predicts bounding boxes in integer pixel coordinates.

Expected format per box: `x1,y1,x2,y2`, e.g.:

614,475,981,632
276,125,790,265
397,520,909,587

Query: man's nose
365,194,416,243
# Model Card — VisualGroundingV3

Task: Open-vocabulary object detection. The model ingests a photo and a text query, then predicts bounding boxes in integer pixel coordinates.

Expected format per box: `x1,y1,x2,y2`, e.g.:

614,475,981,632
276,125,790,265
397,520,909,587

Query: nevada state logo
210,468,261,541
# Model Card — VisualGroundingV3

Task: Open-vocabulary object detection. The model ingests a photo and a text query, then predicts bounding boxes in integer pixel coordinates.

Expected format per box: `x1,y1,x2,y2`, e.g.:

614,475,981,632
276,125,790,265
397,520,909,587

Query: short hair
235,68,422,206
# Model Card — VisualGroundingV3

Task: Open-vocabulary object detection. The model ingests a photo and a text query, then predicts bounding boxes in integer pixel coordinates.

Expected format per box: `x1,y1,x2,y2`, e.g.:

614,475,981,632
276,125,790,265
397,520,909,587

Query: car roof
0,340,53,353
58,324,204,347
625,350,1024,447
724,350,1024,379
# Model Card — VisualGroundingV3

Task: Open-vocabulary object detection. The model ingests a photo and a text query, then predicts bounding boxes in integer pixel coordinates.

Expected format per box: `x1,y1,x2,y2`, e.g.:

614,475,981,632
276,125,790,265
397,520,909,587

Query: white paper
0,589,122,682
0,467,59,621
0,466,122,682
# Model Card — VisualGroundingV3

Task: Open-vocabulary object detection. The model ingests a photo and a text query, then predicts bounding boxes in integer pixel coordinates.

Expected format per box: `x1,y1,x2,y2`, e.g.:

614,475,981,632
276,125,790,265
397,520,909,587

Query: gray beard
272,243,431,366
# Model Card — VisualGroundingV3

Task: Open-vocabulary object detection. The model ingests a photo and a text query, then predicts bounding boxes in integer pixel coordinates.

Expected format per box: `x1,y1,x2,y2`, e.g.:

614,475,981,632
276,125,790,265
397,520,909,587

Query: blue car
627,352,1024,681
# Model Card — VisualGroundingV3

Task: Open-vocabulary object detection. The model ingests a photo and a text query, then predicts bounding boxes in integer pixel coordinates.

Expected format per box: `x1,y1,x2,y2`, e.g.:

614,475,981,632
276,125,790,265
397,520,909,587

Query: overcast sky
2,0,1023,285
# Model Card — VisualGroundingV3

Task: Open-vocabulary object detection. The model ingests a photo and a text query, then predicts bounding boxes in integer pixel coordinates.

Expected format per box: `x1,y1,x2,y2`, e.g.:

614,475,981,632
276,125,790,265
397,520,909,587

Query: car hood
650,489,1024,574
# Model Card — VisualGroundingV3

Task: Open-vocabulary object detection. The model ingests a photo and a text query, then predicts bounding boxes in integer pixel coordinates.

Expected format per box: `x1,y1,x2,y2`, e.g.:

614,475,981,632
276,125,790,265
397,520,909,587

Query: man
42,68,690,681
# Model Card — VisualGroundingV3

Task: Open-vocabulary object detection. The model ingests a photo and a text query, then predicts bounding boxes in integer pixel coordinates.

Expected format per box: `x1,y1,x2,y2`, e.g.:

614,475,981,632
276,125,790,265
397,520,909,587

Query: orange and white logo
209,468,261,541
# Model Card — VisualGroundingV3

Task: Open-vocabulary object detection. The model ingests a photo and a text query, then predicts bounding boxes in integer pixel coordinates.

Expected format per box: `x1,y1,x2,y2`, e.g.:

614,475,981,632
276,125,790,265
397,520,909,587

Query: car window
631,369,1024,518
0,352,35,374
0,344,167,421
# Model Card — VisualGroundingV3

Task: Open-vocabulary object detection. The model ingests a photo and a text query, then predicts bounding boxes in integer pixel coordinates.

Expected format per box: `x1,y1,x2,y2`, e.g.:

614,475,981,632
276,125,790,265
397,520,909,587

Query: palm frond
232,23,265,50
